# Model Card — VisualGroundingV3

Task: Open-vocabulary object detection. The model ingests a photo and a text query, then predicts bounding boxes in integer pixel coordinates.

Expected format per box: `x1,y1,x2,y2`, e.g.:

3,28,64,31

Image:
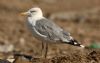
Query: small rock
13,54,33,63
0,59,11,63
0,40,14,53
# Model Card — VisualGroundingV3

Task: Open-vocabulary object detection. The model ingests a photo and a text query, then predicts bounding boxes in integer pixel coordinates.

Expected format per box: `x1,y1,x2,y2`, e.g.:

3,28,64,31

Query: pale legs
41,41,48,58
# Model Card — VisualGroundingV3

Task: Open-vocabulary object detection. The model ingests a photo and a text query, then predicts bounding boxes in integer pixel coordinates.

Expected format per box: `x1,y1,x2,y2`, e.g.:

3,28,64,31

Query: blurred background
0,0,100,60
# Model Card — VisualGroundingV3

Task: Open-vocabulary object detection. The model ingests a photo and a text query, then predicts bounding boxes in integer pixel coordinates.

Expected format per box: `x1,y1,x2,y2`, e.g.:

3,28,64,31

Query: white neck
28,13,44,26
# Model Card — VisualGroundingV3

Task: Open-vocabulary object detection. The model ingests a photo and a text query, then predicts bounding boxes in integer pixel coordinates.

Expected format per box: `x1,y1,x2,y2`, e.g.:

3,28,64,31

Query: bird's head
20,7,43,18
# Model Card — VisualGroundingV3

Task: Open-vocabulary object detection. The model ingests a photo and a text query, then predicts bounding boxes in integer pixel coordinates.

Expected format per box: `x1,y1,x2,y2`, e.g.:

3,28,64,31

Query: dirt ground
0,0,100,63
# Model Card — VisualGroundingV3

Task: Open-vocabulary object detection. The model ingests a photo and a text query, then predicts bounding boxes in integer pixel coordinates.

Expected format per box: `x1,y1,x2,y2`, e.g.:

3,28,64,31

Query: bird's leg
41,41,48,59
41,41,44,52
41,41,44,58
44,42,48,58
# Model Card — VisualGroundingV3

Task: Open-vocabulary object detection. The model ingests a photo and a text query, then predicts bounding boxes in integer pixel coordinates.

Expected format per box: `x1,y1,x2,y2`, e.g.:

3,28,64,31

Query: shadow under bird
20,7,85,58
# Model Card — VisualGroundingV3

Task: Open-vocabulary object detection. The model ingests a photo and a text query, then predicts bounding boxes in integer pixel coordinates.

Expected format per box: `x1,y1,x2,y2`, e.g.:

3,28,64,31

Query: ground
0,0,100,63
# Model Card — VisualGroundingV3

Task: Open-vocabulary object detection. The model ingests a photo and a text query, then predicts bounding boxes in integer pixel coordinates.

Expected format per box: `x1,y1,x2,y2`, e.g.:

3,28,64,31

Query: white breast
27,17,47,40
28,17,37,26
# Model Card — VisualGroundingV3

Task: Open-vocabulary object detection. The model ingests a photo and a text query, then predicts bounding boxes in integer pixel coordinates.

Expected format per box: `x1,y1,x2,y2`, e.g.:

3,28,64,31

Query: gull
21,7,85,58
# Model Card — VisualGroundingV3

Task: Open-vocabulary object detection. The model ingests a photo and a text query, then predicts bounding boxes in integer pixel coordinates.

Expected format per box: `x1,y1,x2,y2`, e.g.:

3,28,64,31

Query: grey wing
34,18,72,42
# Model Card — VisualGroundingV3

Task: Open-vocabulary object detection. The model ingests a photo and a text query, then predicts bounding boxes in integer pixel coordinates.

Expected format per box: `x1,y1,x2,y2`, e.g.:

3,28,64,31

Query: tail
62,38,85,48
62,31,85,48
68,39,85,48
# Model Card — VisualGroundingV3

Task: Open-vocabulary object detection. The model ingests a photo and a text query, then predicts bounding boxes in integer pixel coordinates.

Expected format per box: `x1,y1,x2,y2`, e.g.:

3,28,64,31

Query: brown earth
0,0,100,63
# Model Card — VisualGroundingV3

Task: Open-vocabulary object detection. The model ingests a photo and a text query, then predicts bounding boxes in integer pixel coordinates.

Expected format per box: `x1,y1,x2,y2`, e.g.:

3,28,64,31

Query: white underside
28,16,48,38
28,16,44,26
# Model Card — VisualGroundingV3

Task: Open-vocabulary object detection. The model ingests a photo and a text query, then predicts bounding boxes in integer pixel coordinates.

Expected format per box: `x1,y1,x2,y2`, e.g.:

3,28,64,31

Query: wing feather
34,18,71,42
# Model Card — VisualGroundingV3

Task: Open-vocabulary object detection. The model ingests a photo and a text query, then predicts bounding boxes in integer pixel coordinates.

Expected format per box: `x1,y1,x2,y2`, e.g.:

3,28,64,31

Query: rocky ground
0,0,100,63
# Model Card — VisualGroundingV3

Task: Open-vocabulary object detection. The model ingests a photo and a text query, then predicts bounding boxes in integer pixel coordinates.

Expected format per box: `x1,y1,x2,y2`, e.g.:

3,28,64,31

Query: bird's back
27,18,71,43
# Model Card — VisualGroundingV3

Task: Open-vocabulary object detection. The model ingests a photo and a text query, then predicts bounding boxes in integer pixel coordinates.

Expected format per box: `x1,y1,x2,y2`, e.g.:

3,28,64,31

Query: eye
30,11,36,13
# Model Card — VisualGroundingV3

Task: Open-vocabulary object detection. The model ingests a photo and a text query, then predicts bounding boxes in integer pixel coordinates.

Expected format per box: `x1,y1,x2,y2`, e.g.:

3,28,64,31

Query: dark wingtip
68,39,85,48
